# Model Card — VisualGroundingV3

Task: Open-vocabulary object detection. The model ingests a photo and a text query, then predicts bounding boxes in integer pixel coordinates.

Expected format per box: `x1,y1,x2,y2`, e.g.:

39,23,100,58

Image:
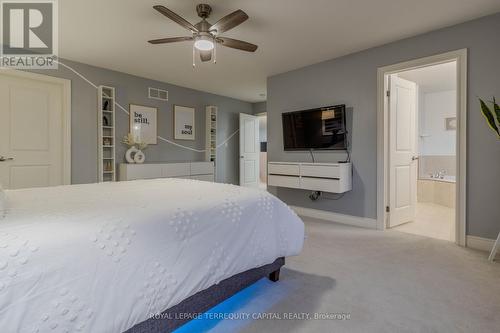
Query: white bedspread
0,179,304,333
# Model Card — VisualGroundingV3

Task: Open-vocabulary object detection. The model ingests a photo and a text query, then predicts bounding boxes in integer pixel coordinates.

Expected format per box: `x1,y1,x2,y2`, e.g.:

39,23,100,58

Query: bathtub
417,176,456,208
419,175,456,183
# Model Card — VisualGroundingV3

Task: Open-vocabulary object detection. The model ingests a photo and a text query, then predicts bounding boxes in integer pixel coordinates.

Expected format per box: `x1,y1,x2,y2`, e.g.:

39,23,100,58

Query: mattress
0,179,304,333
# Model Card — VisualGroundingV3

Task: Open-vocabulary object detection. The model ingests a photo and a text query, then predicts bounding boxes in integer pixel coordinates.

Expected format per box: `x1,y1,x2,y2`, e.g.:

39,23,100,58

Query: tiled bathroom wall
419,155,456,178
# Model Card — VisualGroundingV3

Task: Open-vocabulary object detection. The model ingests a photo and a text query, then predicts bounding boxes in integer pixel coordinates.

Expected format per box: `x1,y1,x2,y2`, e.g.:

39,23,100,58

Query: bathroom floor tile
392,202,455,242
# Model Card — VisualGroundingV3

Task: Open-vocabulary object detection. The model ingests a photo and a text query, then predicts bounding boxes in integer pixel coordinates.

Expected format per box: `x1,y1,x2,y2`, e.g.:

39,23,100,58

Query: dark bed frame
125,257,285,333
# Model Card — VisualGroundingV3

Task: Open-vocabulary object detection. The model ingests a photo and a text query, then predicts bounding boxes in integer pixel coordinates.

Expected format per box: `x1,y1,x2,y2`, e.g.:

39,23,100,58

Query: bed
0,178,304,332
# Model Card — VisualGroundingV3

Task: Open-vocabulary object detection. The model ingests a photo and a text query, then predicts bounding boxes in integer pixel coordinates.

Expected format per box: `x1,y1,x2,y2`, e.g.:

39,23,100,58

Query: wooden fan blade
199,50,212,62
148,36,193,44
209,10,248,34
217,37,258,52
153,5,198,32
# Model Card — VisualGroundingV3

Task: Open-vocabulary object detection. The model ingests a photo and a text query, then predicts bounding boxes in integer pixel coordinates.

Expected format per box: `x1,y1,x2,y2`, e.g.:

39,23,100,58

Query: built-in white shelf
205,106,217,180
267,162,352,193
98,85,116,182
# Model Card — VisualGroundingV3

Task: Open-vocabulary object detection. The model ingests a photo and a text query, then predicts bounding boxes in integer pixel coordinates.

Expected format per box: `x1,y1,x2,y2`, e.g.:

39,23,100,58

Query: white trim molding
466,235,498,256
376,49,467,246
0,69,72,185
290,206,377,229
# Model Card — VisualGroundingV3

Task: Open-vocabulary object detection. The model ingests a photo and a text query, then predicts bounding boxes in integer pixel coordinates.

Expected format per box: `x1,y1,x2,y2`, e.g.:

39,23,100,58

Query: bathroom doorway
377,50,468,243
389,62,457,241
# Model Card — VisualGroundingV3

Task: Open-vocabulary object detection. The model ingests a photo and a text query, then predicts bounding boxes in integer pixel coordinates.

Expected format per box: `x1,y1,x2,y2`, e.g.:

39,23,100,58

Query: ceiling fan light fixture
194,35,214,51
149,4,257,64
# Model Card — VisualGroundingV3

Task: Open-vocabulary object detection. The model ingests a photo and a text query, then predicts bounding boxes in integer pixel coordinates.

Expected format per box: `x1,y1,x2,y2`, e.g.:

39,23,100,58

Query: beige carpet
191,217,500,333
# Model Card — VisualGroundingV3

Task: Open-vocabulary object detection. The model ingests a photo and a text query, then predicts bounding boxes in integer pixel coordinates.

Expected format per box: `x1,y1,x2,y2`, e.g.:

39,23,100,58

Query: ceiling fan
148,4,258,65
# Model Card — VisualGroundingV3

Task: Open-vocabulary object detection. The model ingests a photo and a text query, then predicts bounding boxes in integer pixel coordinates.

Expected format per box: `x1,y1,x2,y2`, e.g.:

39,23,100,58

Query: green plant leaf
493,97,500,126
479,98,500,138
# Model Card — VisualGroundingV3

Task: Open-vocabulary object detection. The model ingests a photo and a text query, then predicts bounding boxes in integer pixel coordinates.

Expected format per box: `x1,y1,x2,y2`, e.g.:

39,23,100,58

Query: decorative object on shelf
104,161,113,172
134,150,146,164
125,146,139,163
103,138,112,146
123,133,148,164
103,100,110,111
174,105,196,140
129,104,158,144
103,115,109,126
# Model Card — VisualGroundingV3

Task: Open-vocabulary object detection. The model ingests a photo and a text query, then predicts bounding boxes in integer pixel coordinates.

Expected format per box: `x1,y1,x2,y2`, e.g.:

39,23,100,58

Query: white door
0,72,68,189
388,75,418,227
239,113,260,187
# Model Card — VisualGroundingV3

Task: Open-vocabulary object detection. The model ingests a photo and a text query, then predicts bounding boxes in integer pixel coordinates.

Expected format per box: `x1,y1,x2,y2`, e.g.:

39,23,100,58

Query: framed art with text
129,104,158,144
174,105,195,140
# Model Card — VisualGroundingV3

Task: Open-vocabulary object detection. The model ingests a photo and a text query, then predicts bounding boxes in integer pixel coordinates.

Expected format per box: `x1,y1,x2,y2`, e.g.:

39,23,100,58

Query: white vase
125,146,138,163
134,150,145,164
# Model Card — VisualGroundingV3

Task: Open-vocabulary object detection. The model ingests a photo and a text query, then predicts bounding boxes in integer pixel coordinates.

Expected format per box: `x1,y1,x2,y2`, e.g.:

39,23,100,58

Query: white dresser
119,162,215,182
268,162,352,193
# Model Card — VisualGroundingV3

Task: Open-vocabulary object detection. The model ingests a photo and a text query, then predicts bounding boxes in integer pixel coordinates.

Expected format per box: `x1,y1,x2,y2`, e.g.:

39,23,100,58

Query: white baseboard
466,235,496,252
290,207,496,254
290,205,377,229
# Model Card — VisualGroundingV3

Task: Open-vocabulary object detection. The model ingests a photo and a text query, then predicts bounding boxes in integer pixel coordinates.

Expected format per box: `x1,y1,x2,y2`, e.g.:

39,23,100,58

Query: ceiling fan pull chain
192,44,196,67
214,37,217,64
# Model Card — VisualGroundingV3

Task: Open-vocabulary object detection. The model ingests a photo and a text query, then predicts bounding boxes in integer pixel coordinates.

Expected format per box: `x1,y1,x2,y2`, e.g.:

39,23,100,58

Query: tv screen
282,104,347,150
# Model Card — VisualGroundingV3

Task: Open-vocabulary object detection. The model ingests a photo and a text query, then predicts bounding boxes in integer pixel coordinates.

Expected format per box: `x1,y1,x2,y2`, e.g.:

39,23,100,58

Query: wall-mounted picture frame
129,104,158,144
174,105,195,140
445,117,457,131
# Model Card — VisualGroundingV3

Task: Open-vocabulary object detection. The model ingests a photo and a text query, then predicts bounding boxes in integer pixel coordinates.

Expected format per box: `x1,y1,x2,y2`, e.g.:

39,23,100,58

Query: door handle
0,156,14,162
411,156,419,161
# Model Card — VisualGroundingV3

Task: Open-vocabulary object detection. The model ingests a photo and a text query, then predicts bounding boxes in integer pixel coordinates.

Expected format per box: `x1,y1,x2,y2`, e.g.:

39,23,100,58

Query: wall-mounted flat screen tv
282,104,347,150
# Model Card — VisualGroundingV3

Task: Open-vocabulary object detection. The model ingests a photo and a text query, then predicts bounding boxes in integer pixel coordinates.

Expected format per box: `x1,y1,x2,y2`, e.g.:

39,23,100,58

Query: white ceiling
59,0,500,102
399,62,457,93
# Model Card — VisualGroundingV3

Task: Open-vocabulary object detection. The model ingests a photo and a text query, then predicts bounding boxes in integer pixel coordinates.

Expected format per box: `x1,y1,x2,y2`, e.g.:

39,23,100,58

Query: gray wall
29,59,252,185
252,102,267,115
258,115,267,143
267,13,500,239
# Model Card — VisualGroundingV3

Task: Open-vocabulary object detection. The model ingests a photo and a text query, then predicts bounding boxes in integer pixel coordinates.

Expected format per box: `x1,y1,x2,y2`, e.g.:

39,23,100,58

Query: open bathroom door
388,75,418,228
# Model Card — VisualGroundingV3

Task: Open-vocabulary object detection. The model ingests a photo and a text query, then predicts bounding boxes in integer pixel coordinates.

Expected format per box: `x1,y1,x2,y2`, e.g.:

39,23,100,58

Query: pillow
0,184,6,219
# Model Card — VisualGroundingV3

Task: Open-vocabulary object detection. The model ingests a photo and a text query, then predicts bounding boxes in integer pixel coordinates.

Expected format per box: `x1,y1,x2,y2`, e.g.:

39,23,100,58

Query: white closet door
0,73,66,189
239,113,260,188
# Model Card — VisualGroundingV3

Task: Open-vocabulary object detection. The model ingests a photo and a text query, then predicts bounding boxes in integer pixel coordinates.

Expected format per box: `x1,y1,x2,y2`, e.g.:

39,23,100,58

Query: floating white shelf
267,162,352,193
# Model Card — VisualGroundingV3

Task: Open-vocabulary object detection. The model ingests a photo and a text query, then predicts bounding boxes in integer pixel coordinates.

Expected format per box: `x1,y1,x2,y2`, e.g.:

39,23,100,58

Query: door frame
0,69,72,185
376,49,467,246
